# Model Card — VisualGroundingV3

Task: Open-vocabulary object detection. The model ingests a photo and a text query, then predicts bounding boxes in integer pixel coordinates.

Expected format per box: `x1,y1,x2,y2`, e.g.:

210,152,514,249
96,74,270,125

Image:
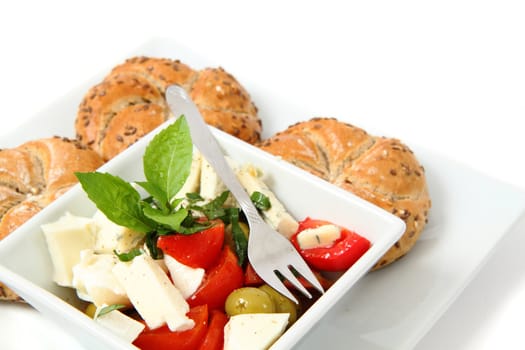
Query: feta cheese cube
92,210,144,254
164,254,204,299
41,212,97,287
224,313,289,350
199,156,238,207
72,249,129,307
112,254,194,332
296,224,341,250
174,148,202,199
95,307,145,343
236,165,298,238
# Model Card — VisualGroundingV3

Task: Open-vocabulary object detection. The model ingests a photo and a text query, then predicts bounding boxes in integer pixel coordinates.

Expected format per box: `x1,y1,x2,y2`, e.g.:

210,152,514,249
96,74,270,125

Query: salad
41,117,371,350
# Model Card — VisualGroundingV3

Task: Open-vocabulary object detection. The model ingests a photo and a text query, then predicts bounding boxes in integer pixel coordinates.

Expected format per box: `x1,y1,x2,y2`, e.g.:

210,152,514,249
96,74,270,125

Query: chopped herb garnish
185,192,204,203
96,304,126,318
188,190,230,221
250,191,271,211
228,208,248,266
145,231,163,259
114,248,143,262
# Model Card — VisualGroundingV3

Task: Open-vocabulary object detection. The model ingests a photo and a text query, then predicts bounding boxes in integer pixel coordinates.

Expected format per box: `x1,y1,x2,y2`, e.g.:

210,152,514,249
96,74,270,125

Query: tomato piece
157,220,225,269
133,304,208,350
291,218,371,272
244,262,264,286
188,246,244,310
198,310,228,350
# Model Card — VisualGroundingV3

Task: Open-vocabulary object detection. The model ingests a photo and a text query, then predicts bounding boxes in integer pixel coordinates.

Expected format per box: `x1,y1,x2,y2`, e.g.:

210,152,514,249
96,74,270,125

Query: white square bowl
0,120,405,350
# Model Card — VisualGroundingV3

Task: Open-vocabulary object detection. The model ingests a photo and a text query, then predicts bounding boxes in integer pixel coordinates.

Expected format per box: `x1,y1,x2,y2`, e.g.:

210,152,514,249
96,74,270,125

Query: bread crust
0,137,104,300
258,117,431,269
76,57,261,160
190,67,261,144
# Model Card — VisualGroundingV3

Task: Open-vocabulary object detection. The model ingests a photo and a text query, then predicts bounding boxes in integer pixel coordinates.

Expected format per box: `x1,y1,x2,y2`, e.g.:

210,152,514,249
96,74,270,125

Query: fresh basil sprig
75,117,195,235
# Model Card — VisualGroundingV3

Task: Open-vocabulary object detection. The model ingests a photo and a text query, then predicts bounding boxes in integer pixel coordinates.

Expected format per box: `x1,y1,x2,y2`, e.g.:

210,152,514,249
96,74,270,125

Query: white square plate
1,38,525,349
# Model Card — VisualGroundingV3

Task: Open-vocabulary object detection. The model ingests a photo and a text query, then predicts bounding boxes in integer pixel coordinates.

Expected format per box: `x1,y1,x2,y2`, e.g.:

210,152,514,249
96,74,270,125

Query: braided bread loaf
258,117,431,269
76,56,261,161
0,136,104,300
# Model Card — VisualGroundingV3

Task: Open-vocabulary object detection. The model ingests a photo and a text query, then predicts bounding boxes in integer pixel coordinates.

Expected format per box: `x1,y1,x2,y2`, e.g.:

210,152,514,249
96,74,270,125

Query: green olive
84,303,97,318
259,284,299,324
238,222,250,237
225,287,276,316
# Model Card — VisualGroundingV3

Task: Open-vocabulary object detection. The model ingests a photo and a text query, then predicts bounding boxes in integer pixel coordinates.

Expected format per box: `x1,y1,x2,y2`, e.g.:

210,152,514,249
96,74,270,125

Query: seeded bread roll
190,67,261,144
76,56,261,161
258,117,431,269
0,136,104,301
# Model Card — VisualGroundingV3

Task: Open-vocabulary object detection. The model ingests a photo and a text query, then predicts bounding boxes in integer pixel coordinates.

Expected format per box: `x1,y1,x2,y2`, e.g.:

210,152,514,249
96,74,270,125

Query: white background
1,0,524,349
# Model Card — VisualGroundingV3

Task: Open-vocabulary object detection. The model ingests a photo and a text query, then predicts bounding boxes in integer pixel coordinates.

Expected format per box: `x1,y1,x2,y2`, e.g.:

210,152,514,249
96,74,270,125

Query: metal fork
165,85,324,303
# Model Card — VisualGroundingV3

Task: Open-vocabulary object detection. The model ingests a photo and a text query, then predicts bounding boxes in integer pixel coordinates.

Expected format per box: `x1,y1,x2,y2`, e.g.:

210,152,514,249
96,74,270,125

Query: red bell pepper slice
291,218,371,272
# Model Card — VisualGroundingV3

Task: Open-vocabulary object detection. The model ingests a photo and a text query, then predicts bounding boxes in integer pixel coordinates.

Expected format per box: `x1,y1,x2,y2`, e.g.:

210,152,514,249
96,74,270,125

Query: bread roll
258,117,431,269
76,56,261,161
190,67,261,143
0,136,104,300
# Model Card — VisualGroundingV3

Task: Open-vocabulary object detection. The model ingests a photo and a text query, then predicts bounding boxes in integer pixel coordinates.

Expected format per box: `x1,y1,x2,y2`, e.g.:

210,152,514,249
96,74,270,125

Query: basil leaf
75,172,154,233
145,231,162,259
177,220,212,235
143,117,193,204
142,204,189,232
189,191,230,220
96,304,126,318
136,181,169,213
186,192,204,203
114,248,143,262
250,191,271,211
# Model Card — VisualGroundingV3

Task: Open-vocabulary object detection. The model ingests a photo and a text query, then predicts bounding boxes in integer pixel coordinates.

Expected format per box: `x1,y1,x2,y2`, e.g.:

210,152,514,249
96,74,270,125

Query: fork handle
165,85,264,226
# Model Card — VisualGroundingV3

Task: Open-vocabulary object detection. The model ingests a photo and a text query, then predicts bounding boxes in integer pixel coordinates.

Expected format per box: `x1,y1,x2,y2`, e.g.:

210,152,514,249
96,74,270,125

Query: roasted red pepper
290,218,371,272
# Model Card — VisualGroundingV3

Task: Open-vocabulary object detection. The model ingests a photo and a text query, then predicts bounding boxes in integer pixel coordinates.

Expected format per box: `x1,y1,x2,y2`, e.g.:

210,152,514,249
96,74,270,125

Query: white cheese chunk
92,210,144,254
41,212,97,287
174,149,202,199
95,307,145,343
296,224,341,250
199,156,238,207
223,313,289,350
72,249,129,307
164,255,205,299
236,164,299,238
112,254,194,332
